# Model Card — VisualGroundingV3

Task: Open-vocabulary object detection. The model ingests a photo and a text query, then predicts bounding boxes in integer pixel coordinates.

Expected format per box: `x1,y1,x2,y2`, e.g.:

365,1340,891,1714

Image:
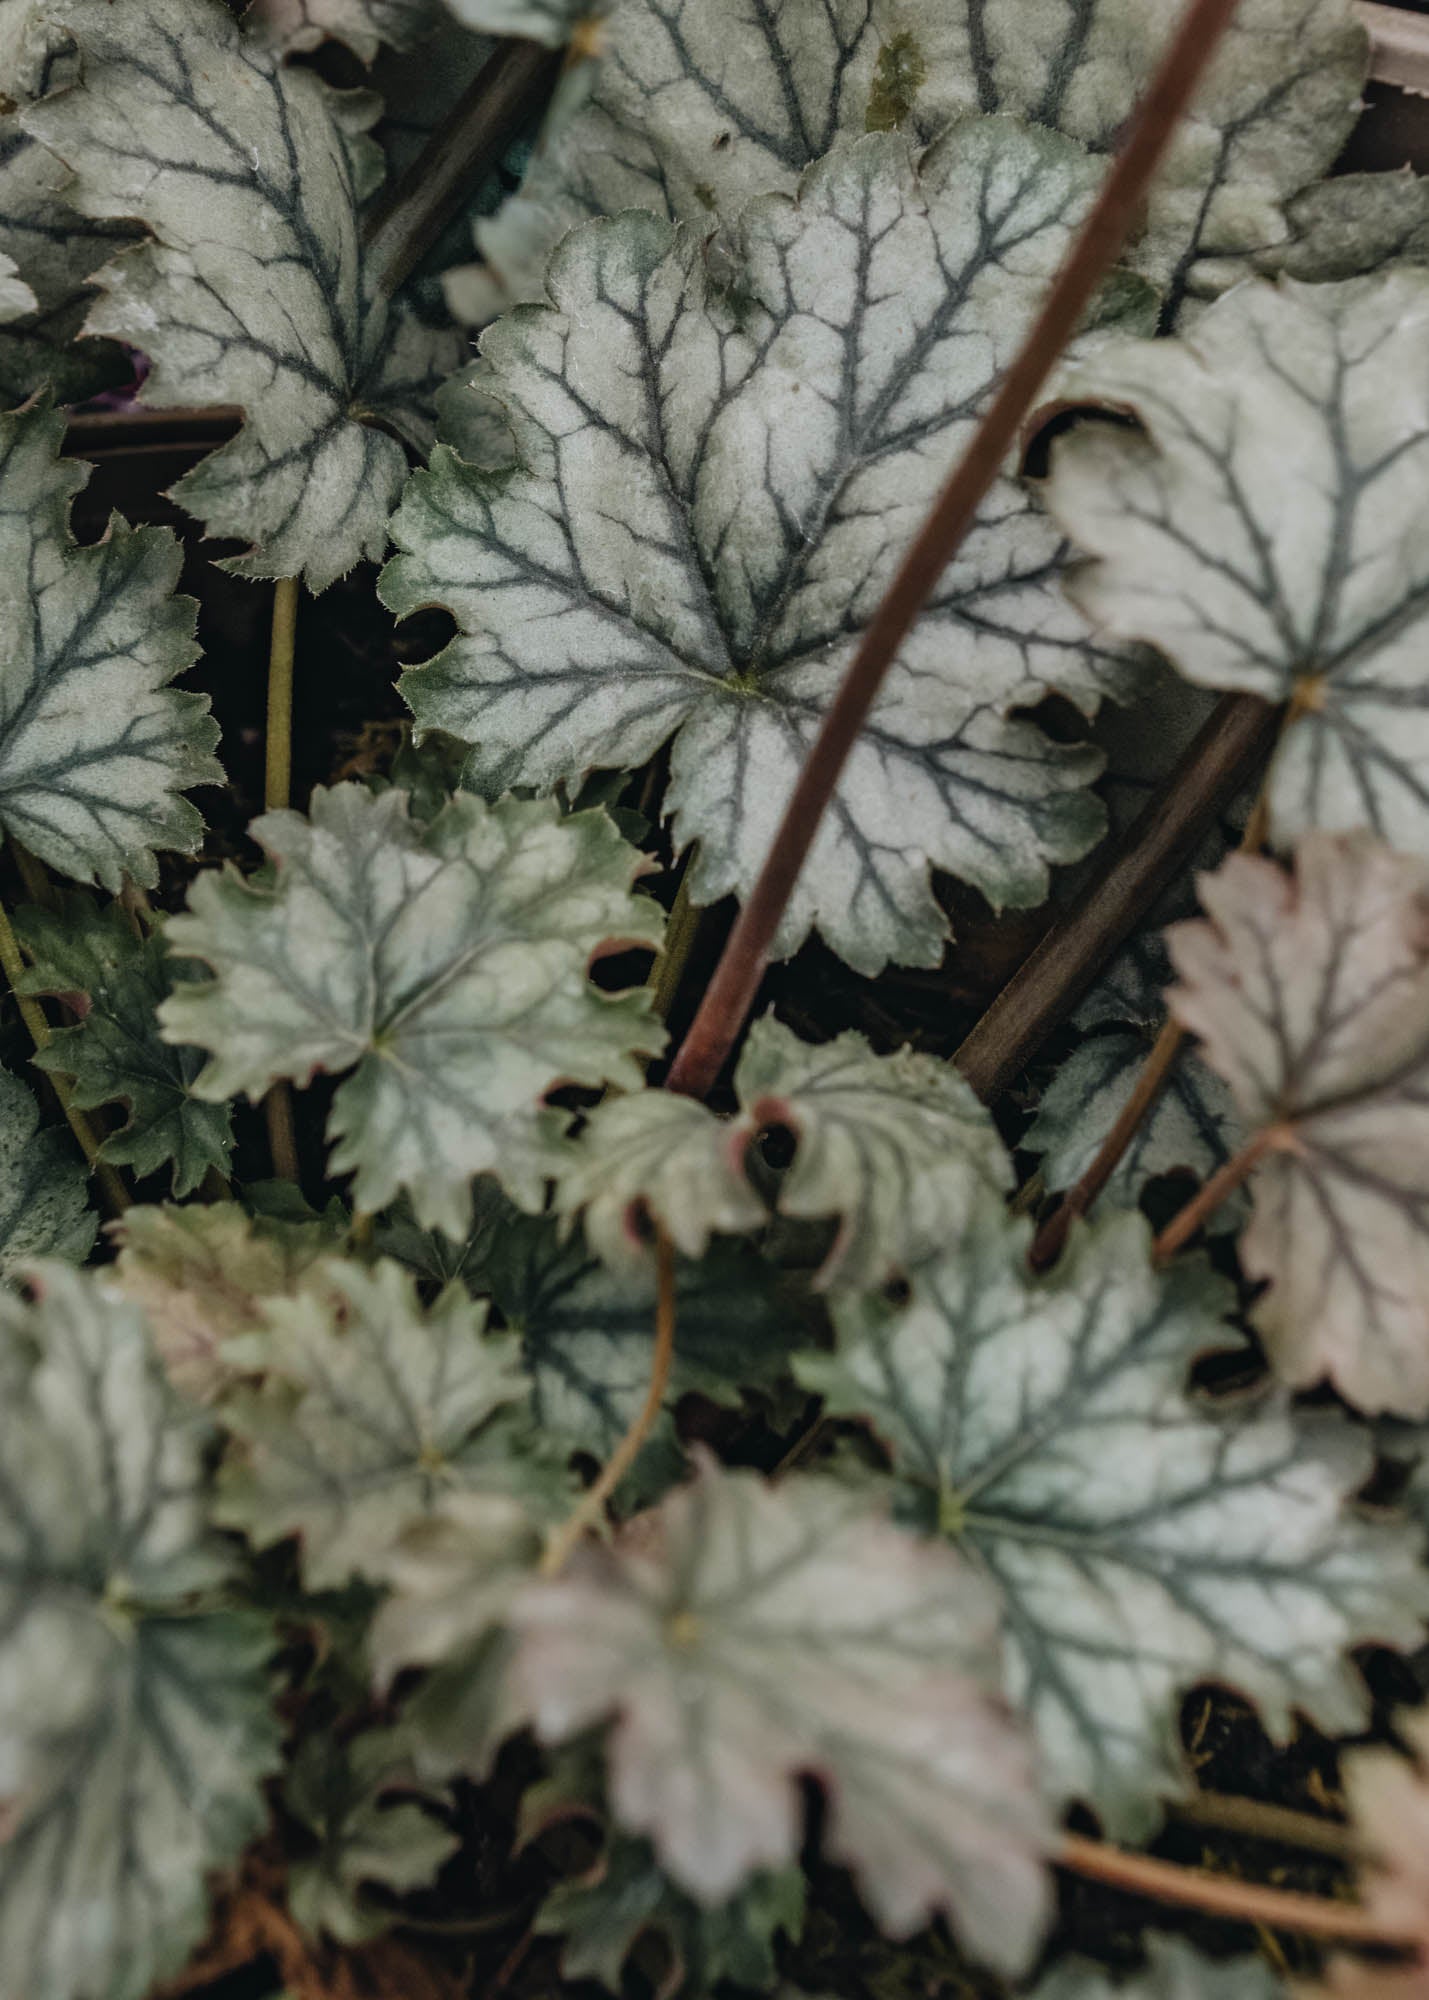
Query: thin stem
264,1085,301,1187
662,0,1244,1102
264,576,299,814
540,1226,677,1577
1057,1833,1411,1946
650,868,703,1022
0,892,128,1215
1167,1790,1354,1860
1154,1127,1279,1262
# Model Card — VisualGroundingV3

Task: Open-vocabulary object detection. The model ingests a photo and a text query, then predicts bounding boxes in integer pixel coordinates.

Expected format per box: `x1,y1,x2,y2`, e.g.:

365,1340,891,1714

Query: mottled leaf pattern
805,1206,1429,1834
16,895,232,1197
1048,273,1429,863
386,126,1120,974
215,1257,547,1588
508,1456,1052,1966
0,402,218,890
24,0,464,590
1169,835,1429,1417
159,784,665,1237
0,1264,280,2000
1270,171,1429,284
0,1063,93,1276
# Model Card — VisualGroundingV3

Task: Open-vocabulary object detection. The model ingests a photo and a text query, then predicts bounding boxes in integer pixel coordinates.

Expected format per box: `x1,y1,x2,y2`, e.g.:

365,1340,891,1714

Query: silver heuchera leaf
1032,1938,1287,1999
457,0,1366,327
158,784,665,1237
384,126,1120,975
24,0,465,592
0,402,219,890
803,1204,1429,1836
0,1063,94,1275
0,1263,281,2000
1168,834,1429,1418
16,894,233,1198
215,1257,549,1589
507,1454,1053,1969
1046,271,1429,864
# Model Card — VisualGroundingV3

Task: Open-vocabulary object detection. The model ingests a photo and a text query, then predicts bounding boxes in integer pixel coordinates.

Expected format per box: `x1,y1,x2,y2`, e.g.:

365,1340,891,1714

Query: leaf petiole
1153,1126,1281,1262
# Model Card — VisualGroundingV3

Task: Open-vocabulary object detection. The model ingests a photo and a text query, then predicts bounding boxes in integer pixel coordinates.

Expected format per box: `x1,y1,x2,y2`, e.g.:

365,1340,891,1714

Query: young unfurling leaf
507,1455,1052,1968
16,895,233,1197
386,126,1123,975
159,784,664,1237
0,1063,94,1276
0,402,218,890
0,1265,280,2000
804,1205,1429,1835
1046,272,1429,863
1169,834,1429,1417
24,0,465,590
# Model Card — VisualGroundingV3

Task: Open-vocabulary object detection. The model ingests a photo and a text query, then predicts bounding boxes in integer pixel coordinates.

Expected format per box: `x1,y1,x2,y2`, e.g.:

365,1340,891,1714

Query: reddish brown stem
1153,1127,1279,1262
663,0,1244,1101
1058,1833,1414,1946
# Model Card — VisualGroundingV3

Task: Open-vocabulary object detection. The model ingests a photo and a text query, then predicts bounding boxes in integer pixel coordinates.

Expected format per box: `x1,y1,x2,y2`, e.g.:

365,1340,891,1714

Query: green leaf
1031,1938,1287,1999
109,1199,342,1402
1169,834,1429,1417
460,0,1365,326
0,1263,280,2000
0,401,218,890
159,783,665,1237
384,126,1121,975
215,1255,553,1589
24,0,464,592
1047,271,1429,863
1268,171,1429,285
803,1204,1429,1836
15,895,233,1197
283,1729,458,1945
0,1062,94,1275
507,1454,1052,1967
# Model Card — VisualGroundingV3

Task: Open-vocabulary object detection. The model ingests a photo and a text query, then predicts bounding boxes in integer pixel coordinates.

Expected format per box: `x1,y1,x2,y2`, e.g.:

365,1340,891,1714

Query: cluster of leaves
0,0,1428,1997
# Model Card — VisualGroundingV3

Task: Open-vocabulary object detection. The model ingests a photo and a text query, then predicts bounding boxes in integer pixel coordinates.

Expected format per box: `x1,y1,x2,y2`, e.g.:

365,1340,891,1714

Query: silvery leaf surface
16,894,232,1197
384,126,1121,975
214,1255,554,1589
0,1062,93,1275
1268,171,1429,284
24,0,464,590
507,1455,1053,1967
0,401,218,891
0,1264,280,2000
804,1205,1429,1836
158,784,665,1238
1168,834,1429,1417
1046,272,1429,863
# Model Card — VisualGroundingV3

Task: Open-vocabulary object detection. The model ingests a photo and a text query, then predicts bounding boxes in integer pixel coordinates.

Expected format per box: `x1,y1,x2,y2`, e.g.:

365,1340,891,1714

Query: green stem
649,867,703,1022
264,1084,300,1188
265,576,299,814
0,891,127,1215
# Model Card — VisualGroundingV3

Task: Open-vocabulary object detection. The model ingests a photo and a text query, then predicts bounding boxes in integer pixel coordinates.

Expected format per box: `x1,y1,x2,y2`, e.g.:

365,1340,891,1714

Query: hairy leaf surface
25,0,464,590
386,126,1119,973
159,784,664,1236
508,1456,1052,1966
0,1062,93,1275
0,402,218,889
805,1206,1429,1834
215,1257,546,1589
1169,835,1429,1416
17,896,232,1196
0,1265,280,2000
1047,272,1429,861
462,0,1366,324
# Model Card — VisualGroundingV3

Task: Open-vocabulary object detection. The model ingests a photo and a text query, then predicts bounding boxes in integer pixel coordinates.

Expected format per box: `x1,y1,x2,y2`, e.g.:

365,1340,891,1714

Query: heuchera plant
2,0,1429,1996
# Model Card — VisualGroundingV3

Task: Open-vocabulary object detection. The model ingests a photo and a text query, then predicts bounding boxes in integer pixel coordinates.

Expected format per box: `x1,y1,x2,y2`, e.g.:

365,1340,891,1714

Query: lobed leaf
1047,272,1429,863
507,1454,1053,1967
0,401,218,890
0,1264,280,2000
24,0,465,590
0,1062,94,1275
386,125,1122,975
16,894,233,1197
1169,834,1429,1416
159,783,665,1237
804,1204,1429,1835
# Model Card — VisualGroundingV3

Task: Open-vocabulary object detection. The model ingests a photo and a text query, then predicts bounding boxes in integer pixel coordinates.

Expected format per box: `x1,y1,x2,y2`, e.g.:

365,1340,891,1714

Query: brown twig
363,40,561,296
1058,1832,1410,1946
664,0,1246,1101
1167,1789,1355,1860
1154,1127,1281,1261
